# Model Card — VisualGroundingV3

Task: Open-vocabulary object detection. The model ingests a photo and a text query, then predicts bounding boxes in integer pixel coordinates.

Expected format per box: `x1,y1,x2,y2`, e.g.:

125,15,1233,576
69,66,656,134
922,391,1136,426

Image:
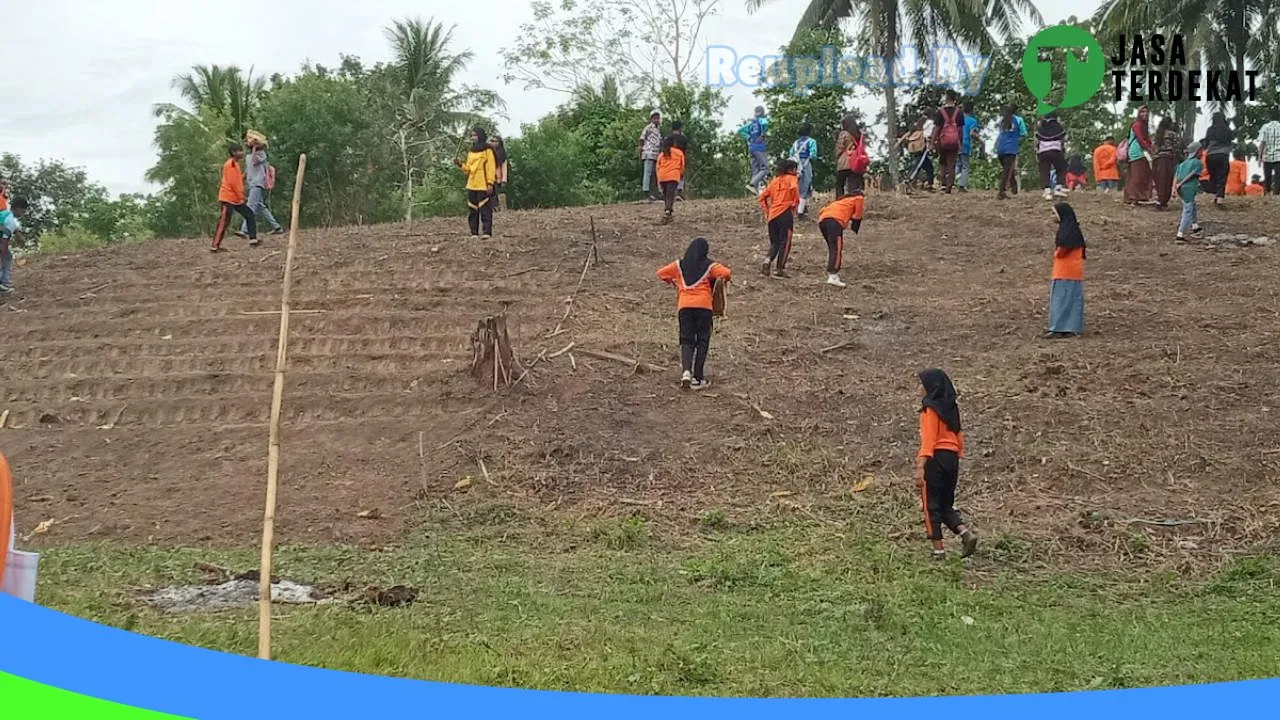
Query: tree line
5,0,1277,251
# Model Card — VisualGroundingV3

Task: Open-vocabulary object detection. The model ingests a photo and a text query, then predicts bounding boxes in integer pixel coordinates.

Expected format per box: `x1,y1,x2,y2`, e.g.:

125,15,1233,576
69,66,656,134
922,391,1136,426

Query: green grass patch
32,518,1280,697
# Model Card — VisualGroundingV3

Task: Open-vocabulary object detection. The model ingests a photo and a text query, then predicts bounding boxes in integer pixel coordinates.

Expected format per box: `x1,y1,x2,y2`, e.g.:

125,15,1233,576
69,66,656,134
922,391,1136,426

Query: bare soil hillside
4,191,1279,567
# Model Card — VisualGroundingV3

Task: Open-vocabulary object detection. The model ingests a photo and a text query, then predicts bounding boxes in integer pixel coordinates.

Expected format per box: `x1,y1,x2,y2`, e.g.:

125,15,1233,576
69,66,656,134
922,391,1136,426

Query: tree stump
470,314,518,390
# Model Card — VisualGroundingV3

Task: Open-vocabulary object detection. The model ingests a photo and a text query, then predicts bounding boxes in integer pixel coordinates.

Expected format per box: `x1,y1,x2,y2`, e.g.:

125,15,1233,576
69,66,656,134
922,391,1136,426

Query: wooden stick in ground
549,233,597,336
576,348,664,374
257,153,307,661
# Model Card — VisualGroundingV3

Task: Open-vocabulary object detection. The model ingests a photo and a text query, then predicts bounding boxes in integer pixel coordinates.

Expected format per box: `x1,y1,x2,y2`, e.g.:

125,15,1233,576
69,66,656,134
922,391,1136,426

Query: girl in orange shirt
757,158,800,278
655,136,686,223
916,368,977,560
1045,202,1085,339
656,237,732,390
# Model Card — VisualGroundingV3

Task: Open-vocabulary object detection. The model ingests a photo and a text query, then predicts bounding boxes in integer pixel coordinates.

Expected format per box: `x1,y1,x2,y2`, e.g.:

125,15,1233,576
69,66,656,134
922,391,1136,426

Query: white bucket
2,549,39,602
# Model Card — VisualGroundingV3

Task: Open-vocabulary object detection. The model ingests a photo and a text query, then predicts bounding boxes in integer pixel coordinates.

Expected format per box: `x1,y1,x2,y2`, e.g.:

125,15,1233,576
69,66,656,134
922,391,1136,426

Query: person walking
915,368,978,561
0,196,29,293
833,115,869,198
656,135,686,223
656,238,732,390
1203,111,1234,206
238,133,284,238
995,106,1027,199
1093,137,1120,193
931,90,964,193
1257,115,1280,194
211,143,257,252
1152,117,1181,209
1045,202,1086,339
1035,112,1069,200
1174,142,1205,242
637,110,663,201
1122,106,1156,205
789,123,818,215
670,120,689,201
897,118,934,191
957,102,980,192
738,105,771,195
757,159,801,278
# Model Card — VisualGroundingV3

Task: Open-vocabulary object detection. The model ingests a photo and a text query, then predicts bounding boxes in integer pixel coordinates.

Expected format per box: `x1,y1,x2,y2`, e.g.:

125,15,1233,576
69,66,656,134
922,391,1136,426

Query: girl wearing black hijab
916,368,977,560
656,238,732,390
488,134,509,211
457,126,496,237
1202,111,1234,206
1045,202,1085,338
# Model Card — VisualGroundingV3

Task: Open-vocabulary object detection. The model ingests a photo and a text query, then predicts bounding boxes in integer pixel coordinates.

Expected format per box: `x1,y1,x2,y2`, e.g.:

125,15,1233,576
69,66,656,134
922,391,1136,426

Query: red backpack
847,133,870,174
938,107,962,152
265,164,277,191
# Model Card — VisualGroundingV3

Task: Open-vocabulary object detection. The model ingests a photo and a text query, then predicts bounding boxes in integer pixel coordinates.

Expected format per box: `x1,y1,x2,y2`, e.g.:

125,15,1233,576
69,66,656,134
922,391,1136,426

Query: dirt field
4,191,1279,568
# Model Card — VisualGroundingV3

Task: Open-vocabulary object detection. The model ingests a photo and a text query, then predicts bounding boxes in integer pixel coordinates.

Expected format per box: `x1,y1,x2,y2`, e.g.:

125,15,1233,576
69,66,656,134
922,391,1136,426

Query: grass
32,508,1280,698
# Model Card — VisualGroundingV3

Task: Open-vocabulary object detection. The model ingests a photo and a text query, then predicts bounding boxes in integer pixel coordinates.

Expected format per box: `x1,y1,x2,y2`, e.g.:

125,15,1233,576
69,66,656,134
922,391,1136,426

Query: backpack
265,164,277,191
849,134,870,174
1116,134,1132,166
938,107,962,151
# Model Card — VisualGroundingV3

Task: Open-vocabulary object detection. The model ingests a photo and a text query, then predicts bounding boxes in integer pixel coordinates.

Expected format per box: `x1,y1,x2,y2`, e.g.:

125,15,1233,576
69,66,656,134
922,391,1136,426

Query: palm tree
158,64,265,140
1095,0,1279,128
746,0,1041,185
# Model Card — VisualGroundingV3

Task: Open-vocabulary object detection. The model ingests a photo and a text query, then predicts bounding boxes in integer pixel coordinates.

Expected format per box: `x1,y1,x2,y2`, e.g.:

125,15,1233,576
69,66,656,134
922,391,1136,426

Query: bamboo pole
257,153,307,661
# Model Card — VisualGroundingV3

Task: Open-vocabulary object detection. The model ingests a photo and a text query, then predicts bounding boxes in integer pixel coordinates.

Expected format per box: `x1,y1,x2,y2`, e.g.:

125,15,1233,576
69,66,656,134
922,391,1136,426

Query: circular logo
1021,26,1106,114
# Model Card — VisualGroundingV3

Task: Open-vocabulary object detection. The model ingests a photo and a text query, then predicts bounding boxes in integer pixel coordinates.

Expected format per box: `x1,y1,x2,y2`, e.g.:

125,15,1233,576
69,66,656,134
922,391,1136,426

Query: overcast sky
1,0,1089,196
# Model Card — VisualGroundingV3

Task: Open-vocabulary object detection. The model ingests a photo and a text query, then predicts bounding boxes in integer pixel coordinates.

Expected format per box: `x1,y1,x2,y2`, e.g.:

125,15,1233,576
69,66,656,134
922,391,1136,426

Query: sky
2,0,1092,196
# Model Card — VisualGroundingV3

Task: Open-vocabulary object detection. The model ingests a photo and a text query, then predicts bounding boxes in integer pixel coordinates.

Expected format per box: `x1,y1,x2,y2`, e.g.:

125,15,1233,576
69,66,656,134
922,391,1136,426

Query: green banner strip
0,671,193,719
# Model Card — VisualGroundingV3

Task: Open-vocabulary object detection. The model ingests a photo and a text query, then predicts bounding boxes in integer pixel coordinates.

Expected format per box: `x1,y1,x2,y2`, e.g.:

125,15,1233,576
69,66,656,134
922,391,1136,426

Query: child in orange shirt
757,158,800,278
655,136,686,223
1045,202,1085,339
916,368,977,560
1246,175,1266,196
212,143,257,252
1225,151,1248,195
816,191,864,288
656,237,732,390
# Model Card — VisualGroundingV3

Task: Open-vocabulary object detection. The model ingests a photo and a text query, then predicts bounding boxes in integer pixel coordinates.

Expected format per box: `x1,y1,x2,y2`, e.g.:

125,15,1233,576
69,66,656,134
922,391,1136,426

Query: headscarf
679,237,711,287
1054,202,1085,258
841,114,859,134
918,368,961,433
471,126,488,153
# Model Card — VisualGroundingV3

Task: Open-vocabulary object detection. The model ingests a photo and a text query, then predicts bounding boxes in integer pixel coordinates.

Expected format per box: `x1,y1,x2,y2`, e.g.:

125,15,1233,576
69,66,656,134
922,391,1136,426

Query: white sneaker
1054,185,1069,198
1042,188,1053,201
826,273,847,288
798,199,807,215
0,284,12,293
691,378,710,391
680,371,692,390
746,184,758,196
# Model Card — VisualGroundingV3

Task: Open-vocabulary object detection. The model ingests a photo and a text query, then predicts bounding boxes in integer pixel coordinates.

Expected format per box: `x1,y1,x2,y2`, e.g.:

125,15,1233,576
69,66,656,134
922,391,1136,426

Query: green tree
164,64,266,140
506,116,614,208
145,105,227,237
755,27,863,192
0,153,109,246
746,0,1042,185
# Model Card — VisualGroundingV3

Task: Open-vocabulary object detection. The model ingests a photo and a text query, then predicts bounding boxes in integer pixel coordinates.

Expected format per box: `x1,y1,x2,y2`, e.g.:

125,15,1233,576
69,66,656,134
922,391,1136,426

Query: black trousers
1207,153,1230,199
835,170,865,198
1038,150,1067,189
921,450,964,540
213,202,255,249
677,308,713,379
766,213,794,269
661,181,679,213
467,189,493,235
819,218,849,273
998,153,1018,193
1266,162,1280,195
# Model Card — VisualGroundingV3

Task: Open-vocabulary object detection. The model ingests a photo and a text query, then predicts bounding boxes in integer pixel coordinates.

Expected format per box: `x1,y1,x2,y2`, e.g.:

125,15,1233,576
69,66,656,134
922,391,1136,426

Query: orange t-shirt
218,158,246,205
817,195,865,226
0,450,12,589
758,173,800,221
1052,246,1084,281
656,261,732,311
656,149,685,184
1092,144,1119,181
1225,160,1248,195
918,407,964,459
1246,183,1265,196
